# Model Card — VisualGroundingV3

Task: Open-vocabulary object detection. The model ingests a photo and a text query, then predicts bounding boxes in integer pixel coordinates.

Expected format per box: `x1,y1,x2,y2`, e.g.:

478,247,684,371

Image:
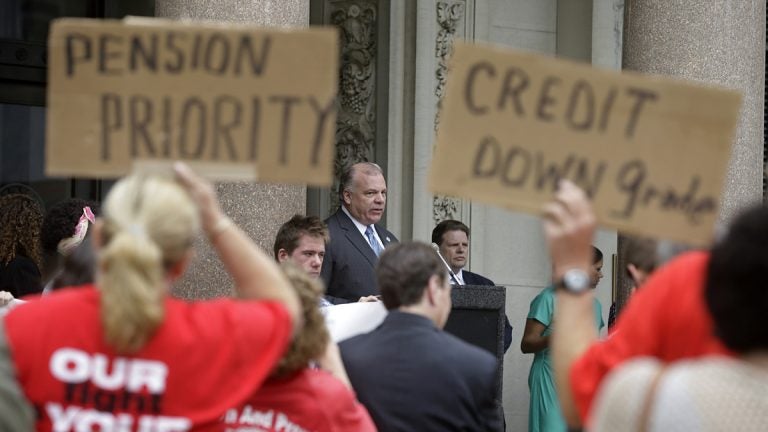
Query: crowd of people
1,160,767,431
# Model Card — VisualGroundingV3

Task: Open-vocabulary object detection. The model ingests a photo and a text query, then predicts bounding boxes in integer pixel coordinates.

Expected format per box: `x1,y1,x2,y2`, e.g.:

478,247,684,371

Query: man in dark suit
432,220,513,352
321,162,398,304
340,242,501,431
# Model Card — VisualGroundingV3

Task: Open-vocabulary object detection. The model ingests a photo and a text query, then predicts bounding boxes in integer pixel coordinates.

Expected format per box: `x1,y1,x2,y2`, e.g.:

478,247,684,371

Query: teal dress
526,286,603,432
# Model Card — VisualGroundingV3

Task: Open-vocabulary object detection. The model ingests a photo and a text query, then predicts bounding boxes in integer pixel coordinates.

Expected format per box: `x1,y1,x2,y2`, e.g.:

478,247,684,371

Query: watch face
563,269,590,293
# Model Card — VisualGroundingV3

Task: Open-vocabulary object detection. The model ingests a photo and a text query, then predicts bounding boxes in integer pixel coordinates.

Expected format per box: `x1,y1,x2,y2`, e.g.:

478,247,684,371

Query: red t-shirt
570,251,732,424
4,285,292,432
224,368,376,432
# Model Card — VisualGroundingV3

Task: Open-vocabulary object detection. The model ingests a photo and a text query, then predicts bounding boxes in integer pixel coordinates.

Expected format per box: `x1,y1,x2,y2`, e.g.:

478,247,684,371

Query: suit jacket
460,270,513,353
321,209,397,304
462,270,494,286
340,311,501,432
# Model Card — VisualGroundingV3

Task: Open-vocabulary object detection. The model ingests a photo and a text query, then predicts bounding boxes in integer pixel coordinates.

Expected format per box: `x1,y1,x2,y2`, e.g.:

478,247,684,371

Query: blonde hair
99,175,199,353
272,263,330,378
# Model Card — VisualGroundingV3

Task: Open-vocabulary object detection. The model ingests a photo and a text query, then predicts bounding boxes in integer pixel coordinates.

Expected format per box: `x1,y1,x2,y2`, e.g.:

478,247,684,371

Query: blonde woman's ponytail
99,175,198,353
99,227,165,352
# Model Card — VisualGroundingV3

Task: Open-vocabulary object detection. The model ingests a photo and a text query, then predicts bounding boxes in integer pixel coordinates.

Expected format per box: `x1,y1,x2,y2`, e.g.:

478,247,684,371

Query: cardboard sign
46,18,339,185
430,42,742,245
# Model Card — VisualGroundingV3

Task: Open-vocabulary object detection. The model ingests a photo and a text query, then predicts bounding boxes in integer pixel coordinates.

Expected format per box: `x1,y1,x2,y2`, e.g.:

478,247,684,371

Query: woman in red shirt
2,163,301,431
225,264,375,432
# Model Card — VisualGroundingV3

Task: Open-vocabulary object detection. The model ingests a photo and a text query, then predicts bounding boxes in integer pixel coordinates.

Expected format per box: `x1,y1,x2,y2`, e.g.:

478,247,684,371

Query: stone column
619,1,765,310
155,0,309,299
623,1,765,223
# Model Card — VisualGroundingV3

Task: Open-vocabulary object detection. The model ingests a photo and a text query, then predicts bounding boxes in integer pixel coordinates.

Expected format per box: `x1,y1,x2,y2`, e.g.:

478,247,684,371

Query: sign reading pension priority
46,18,338,185
429,42,742,245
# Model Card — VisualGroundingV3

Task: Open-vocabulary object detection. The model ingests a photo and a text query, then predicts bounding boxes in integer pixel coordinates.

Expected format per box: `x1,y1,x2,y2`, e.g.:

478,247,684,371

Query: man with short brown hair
340,242,501,431
274,215,329,279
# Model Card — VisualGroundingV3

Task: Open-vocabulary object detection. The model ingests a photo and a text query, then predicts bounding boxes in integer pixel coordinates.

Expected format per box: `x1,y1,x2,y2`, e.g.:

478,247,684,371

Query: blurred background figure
49,231,96,291
608,236,659,330
0,194,44,298
225,263,375,431
0,235,96,314
0,199,99,312
39,198,99,289
608,237,692,331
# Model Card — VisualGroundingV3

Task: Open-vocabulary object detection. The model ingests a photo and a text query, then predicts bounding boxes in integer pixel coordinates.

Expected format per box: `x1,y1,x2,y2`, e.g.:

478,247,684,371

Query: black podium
443,284,507,405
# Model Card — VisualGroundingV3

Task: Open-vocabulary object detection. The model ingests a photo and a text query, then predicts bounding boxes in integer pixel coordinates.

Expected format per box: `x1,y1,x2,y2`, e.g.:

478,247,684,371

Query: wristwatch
556,269,591,294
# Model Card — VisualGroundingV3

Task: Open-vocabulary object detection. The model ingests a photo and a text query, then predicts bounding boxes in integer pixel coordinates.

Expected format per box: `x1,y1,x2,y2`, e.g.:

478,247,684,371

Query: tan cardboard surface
430,42,742,245
46,18,338,185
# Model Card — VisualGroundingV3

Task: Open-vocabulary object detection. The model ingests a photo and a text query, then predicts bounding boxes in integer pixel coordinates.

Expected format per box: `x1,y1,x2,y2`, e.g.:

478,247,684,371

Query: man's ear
425,274,441,306
627,263,644,286
342,189,352,205
277,249,290,263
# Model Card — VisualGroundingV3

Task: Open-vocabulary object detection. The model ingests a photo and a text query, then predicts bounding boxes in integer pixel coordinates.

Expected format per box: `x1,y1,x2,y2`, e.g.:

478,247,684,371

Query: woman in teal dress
521,246,605,432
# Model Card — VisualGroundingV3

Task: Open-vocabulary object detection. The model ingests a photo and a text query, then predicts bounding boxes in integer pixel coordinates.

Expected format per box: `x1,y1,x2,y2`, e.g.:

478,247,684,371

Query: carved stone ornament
329,1,378,210
432,194,462,225
433,1,465,224
435,1,465,113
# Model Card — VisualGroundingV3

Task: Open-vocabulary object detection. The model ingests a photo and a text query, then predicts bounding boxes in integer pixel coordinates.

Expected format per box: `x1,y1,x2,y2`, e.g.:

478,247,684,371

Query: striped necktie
365,225,383,256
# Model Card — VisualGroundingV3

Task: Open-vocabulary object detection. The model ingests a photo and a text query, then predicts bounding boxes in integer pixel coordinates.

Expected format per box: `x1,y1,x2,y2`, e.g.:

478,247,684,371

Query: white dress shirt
341,206,385,250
